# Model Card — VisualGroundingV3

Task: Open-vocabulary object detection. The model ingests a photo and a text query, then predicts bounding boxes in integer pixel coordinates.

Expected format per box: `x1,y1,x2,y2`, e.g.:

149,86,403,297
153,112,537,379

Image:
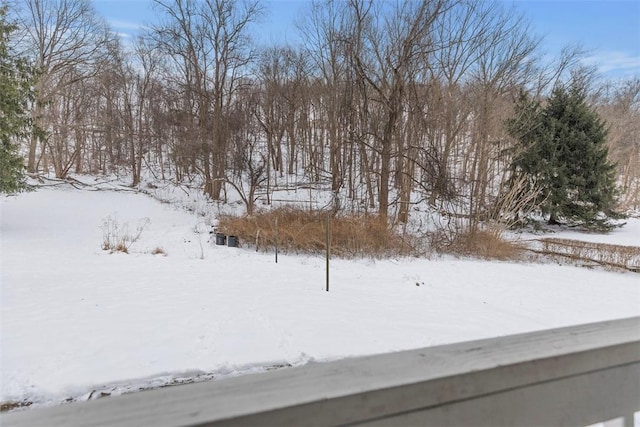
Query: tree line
3,0,639,229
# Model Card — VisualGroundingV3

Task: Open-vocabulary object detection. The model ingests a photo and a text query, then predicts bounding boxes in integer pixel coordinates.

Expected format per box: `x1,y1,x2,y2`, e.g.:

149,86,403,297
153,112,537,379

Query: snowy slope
1,184,639,408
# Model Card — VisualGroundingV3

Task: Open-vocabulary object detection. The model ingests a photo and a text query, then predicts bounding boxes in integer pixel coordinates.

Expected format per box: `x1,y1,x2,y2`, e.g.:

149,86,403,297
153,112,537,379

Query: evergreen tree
0,4,33,194
506,83,619,228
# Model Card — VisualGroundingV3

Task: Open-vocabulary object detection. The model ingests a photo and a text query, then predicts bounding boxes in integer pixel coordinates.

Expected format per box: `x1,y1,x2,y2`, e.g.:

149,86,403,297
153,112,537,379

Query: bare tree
463,3,538,231
299,0,352,200
421,0,497,206
151,0,263,200
255,46,289,187
347,0,452,224
597,78,640,210
129,36,161,186
15,0,112,174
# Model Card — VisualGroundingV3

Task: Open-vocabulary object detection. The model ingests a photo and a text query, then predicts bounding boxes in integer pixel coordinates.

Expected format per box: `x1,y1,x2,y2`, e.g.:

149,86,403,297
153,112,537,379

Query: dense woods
5,0,640,228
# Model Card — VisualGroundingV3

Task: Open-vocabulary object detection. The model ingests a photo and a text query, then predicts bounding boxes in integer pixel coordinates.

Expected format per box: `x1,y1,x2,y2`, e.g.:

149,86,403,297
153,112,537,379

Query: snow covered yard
1,184,639,409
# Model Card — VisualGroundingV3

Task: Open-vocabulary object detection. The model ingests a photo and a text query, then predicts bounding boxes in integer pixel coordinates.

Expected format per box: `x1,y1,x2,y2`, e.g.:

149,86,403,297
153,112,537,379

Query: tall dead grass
536,238,640,272
101,215,150,254
217,207,415,258
431,228,525,261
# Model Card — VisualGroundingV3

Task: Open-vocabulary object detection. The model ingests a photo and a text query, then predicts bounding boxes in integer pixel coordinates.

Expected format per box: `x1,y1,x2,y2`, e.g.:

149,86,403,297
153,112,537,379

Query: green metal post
326,213,330,292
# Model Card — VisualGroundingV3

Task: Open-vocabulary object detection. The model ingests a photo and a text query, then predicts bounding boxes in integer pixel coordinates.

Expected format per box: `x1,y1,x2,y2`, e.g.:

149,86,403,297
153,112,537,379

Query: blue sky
91,0,640,78
511,0,640,78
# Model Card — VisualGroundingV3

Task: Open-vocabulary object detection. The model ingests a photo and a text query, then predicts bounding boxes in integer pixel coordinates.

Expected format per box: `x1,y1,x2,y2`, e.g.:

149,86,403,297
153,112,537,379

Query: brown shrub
151,247,167,256
100,216,150,254
537,238,640,272
1,400,32,412
217,207,414,258
438,228,524,261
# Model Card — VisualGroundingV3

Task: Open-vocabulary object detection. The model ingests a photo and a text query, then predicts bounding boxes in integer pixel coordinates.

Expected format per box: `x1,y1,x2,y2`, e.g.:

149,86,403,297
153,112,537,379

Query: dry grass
151,247,167,256
535,238,640,272
1,400,32,412
219,207,528,260
218,207,414,258
435,228,525,261
101,215,150,254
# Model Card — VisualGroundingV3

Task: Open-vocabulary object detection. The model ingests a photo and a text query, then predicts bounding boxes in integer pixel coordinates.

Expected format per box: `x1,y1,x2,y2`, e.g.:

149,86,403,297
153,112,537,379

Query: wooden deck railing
3,316,639,426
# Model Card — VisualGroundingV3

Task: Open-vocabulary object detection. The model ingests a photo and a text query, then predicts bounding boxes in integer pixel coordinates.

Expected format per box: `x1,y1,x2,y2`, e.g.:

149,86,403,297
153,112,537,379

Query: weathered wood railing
3,317,639,426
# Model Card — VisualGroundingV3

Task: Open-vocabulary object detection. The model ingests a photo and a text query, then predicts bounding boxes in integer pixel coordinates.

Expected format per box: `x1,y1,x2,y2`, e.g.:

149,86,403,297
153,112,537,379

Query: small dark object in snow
215,233,226,245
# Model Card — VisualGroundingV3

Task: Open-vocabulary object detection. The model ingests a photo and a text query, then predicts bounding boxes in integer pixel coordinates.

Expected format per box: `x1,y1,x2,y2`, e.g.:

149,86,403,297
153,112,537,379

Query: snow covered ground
1,182,639,408
518,216,640,247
